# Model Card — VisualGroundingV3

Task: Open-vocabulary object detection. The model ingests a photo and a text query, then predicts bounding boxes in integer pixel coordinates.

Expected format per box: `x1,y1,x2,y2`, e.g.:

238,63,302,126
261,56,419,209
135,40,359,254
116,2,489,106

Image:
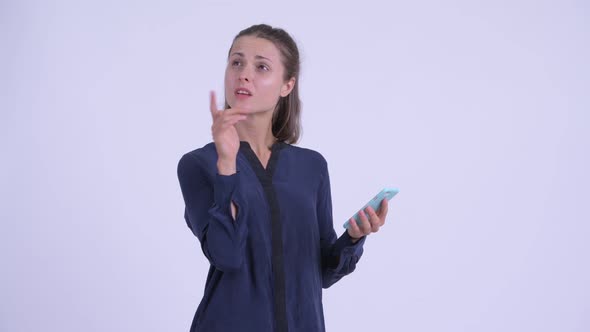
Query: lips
235,88,252,96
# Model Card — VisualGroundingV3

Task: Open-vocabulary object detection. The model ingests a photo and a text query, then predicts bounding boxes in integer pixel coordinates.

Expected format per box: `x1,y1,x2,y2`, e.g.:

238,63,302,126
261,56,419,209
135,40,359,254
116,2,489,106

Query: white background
2,0,589,331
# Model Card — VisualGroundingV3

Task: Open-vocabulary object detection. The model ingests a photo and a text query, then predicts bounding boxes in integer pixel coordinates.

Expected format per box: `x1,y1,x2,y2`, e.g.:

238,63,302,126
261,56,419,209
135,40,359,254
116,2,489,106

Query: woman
177,24,389,332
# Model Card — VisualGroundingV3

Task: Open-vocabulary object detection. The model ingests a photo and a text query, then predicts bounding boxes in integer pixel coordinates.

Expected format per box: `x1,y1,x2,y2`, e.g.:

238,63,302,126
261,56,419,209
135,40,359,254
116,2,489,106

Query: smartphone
343,187,399,229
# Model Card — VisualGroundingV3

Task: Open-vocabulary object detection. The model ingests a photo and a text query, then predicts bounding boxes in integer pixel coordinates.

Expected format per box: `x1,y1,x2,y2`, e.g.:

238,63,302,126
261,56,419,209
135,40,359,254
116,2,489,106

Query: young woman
177,24,389,332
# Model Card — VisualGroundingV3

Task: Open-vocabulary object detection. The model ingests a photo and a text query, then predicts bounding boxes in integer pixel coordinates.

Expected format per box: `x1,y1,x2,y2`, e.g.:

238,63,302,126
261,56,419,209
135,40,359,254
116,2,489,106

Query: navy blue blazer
177,140,366,332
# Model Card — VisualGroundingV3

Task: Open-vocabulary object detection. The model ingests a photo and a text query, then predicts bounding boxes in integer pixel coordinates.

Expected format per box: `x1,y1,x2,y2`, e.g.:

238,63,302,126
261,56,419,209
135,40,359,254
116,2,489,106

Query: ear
280,77,296,97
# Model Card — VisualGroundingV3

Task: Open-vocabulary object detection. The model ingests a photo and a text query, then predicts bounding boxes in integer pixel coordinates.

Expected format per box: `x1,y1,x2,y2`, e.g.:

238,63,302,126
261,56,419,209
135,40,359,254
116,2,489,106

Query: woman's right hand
209,91,248,175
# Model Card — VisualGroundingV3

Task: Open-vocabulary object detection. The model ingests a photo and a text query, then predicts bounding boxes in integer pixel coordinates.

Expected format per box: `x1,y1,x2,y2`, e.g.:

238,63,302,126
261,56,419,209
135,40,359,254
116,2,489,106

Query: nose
238,65,252,82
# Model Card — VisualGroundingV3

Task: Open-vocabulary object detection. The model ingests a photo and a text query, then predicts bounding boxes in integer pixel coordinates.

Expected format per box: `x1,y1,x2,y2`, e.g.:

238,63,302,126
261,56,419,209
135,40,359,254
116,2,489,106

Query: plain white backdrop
2,0,589,331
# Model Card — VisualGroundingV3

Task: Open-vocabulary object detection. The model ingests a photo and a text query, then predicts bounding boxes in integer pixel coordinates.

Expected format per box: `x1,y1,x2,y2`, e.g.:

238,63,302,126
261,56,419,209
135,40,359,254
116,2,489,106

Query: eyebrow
230,52,273,63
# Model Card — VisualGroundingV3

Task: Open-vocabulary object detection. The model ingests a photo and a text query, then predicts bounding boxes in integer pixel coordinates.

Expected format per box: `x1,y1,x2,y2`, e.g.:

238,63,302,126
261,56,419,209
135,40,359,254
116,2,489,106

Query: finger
220,108,251,117
377,199,388,226
218,119,246,132
212,114,246,133
210,91,219,118
348,217,359,238
365,207,380,232
359,210,372,235
366,205,377,218
221,114,248,125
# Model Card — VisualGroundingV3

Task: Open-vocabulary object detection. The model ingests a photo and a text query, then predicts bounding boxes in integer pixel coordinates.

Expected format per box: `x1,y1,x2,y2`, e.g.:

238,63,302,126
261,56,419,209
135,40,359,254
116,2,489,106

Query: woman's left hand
347,198,389,243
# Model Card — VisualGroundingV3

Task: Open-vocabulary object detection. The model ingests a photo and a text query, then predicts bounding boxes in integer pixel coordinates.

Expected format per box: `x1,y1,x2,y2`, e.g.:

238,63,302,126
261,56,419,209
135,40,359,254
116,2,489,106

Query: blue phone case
343,187,399,229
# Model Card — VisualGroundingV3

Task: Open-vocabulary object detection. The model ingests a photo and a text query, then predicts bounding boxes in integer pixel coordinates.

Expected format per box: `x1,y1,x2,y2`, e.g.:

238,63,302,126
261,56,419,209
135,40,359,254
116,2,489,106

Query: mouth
235,88,253,98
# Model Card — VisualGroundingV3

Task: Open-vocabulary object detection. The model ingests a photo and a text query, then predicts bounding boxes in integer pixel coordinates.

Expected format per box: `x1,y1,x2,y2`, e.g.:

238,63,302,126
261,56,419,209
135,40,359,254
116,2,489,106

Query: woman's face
224,36,294,113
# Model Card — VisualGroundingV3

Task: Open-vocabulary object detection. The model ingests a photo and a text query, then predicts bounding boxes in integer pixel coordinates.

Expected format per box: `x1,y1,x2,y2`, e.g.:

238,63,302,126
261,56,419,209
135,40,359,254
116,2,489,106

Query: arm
217,158,239,220
317,160,367,289
177,153,249,273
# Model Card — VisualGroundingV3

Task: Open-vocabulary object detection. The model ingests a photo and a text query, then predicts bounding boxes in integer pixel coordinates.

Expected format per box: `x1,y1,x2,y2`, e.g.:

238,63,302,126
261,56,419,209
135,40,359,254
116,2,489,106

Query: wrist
348,231,361,244
217,158,237,175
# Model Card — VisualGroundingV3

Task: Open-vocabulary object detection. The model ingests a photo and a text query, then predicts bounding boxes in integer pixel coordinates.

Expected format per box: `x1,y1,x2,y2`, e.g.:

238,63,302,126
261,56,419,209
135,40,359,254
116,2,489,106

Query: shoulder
177,142,218,179
282,143,329,171
180,142,217,163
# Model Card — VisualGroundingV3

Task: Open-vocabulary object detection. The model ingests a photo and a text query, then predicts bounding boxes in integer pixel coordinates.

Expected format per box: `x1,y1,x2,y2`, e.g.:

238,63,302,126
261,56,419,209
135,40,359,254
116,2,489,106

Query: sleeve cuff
213,171,239,208
332,231,367,271
332,231,366,260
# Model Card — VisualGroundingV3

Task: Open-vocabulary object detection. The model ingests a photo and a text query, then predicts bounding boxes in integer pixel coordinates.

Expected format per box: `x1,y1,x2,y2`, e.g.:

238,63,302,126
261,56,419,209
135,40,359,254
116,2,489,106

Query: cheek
224,69,232,86
258,76,284,96
224,71,235,99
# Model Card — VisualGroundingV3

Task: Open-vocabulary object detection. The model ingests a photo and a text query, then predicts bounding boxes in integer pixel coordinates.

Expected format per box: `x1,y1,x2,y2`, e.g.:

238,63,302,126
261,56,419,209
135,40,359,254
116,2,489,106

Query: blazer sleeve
177,153,249,273
317,158,367,289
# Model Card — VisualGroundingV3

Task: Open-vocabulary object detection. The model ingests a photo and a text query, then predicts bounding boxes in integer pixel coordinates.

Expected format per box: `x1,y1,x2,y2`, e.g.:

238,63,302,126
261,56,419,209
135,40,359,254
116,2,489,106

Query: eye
231,60,241,66
258,64,269,71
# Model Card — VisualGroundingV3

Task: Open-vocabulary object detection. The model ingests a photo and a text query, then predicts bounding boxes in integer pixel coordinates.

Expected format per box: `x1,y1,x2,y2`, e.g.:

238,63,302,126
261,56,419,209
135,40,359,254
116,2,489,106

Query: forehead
229,36,281,60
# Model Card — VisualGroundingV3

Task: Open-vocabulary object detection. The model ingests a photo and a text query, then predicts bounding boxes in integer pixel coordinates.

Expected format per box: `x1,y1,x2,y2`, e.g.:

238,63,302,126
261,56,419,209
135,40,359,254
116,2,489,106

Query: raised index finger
210,91,219,118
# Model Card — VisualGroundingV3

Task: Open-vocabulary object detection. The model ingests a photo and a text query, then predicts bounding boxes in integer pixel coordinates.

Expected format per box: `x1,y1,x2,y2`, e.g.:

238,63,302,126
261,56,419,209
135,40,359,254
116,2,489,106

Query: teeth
237,90,250,95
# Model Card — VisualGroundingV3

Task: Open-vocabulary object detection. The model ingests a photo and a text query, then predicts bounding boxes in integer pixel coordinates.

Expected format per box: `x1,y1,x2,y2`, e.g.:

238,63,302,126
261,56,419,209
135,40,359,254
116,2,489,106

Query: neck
235,111,277,155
